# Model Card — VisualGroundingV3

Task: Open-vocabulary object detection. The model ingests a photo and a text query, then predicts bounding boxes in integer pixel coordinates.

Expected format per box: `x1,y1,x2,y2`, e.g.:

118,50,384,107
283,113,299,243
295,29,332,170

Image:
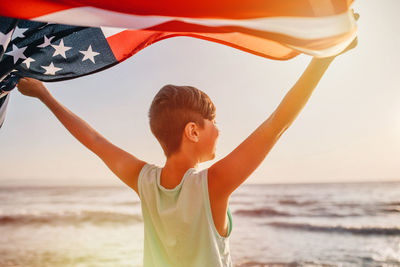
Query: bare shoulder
128,159,148,196
208,158,240,199
95,138,147,197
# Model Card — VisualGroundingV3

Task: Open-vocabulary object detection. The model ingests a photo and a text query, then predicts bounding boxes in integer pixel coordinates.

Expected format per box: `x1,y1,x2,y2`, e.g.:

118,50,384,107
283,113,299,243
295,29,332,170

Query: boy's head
148,84,216,158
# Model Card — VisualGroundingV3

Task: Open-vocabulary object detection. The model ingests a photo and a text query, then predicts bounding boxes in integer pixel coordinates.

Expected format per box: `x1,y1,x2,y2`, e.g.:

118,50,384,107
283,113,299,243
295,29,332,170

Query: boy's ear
184,122,200,143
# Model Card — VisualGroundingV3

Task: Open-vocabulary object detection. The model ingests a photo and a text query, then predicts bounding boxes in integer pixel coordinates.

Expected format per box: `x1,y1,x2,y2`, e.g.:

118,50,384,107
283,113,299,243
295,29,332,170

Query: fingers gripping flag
0,0,358,128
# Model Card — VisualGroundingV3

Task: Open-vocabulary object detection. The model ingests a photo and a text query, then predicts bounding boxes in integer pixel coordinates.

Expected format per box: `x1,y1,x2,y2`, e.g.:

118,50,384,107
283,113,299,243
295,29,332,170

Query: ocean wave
334,202,400,214
279,199,317,206
381,208,400,213
0,211,142,226
235,208,292,217
235,260,302,267
234,207,364,218
266,222,400,236
235,260,340,267
385,201,400,206
306,208,363,217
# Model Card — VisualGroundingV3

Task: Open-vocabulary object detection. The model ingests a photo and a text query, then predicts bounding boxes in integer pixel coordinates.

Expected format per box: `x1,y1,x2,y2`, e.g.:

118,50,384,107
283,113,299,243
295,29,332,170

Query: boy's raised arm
208,37,357,199
16,78,146,196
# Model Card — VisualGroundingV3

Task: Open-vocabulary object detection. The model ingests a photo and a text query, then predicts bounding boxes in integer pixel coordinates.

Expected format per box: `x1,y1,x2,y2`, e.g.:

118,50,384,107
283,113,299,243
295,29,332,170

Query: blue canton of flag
0,16,119,128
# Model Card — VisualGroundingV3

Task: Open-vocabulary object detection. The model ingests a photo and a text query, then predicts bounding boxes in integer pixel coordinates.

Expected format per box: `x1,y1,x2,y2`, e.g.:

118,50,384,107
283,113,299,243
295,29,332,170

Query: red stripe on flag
0,0,354,20
106,30,167,62
64,0,353,18
0,0,77,18
106,30,299,63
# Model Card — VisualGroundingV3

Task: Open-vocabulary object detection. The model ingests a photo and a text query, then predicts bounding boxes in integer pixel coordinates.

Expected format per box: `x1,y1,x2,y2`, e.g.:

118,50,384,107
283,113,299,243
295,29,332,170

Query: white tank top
138,163,233,267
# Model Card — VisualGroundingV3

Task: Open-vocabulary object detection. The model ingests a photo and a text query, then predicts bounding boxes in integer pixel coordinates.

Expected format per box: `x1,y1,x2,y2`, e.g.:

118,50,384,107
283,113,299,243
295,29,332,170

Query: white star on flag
23,57,35,69
5,44,27,64
12,26,29,40
0,30,14,51
41,62,62,75
79,45,100,63
51,39,72,58
38,35,55,48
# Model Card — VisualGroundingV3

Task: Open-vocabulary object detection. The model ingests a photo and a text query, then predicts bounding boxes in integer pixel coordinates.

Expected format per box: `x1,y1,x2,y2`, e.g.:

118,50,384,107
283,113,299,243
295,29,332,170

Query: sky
1,0,399,186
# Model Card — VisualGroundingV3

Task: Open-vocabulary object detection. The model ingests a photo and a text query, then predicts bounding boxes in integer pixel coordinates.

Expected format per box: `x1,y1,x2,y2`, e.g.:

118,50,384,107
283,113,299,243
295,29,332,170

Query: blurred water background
1,181,399,267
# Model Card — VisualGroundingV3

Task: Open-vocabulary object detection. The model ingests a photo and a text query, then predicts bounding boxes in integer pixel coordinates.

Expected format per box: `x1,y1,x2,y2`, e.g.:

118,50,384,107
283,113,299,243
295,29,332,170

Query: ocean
0,182,399,267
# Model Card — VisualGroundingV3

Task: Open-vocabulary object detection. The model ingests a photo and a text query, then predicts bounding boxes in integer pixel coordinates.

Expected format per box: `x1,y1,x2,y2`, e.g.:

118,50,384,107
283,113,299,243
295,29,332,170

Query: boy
16,37,357,267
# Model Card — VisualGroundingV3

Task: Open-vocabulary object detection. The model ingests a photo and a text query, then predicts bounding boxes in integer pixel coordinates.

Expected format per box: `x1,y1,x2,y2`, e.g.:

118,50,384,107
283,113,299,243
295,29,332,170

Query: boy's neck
164,150,199,171
161,150,199,186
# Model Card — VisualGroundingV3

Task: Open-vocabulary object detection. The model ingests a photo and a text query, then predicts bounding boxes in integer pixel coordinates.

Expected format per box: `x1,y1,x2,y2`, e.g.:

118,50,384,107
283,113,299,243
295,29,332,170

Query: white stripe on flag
287,29,357,57
100,26,126,38
33,7,356,40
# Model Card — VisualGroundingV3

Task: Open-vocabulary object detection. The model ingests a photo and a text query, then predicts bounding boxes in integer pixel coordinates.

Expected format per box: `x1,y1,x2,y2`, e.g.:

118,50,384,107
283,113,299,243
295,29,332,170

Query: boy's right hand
16,77,50,100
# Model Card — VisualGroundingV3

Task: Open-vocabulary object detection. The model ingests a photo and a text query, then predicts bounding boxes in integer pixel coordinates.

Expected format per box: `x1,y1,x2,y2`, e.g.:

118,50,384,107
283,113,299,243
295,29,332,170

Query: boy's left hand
16,77,50,99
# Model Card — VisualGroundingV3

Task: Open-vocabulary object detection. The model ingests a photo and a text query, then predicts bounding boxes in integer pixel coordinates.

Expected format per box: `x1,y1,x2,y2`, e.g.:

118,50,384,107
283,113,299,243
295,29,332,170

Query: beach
1,182,399,267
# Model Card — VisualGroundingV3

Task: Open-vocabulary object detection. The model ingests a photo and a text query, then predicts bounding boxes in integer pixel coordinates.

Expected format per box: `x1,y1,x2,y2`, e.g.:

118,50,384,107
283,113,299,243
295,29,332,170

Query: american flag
0,0,357,128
